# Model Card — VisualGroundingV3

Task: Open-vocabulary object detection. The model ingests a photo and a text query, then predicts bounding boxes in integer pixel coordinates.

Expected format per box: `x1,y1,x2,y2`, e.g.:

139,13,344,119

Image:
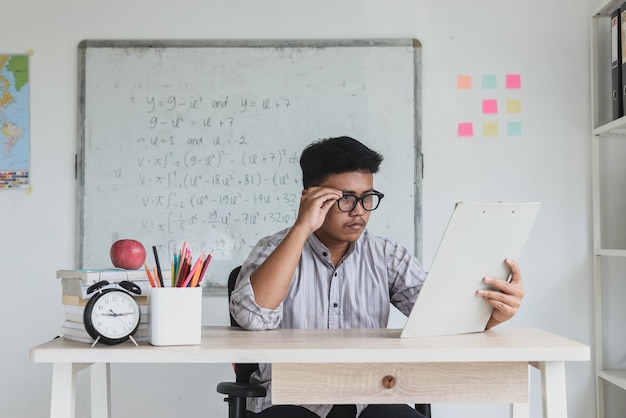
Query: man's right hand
248,186,342,309
295,186,343,234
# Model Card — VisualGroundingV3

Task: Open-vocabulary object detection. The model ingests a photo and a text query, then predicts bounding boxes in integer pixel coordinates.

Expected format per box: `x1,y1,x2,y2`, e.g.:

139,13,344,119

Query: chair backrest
227,266,242,327
228,266,259,383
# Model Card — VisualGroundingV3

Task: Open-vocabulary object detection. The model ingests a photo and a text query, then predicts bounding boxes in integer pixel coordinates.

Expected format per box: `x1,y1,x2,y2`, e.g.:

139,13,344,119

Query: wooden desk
30,327,588,418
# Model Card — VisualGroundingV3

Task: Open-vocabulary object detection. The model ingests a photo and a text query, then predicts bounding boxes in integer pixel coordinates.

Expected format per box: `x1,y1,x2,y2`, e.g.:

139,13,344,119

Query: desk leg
510,365,531,418
50,363,90,418
540,361,568,418
90,363,111,418
511,402,530,418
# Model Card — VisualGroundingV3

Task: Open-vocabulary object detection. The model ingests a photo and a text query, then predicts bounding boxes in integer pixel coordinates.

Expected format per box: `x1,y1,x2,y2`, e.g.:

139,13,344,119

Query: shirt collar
306,230,366,262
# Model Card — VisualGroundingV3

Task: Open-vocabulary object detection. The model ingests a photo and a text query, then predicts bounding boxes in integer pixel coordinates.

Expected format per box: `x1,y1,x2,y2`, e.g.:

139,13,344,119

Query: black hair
299,136,383,188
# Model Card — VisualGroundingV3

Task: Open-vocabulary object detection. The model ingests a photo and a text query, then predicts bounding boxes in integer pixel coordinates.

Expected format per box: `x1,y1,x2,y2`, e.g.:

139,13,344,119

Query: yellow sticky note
457,75,472,90
506,99,521,113
483,122,498,137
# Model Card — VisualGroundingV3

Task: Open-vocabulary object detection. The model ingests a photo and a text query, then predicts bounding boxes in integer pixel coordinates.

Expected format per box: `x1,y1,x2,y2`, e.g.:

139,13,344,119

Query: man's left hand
477,258,524,329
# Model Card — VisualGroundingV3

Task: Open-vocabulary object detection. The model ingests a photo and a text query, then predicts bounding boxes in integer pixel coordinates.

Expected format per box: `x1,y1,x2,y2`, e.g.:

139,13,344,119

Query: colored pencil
152,245,164,287
144,263,156,288
153,266,160,287
196,250,213,286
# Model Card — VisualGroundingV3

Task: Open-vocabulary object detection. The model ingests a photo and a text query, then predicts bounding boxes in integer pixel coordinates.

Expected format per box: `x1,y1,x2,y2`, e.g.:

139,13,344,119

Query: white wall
0,0,597,417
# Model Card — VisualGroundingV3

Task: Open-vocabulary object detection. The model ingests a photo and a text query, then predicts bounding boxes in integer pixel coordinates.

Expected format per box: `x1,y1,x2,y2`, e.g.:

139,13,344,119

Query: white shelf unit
592,1,626,417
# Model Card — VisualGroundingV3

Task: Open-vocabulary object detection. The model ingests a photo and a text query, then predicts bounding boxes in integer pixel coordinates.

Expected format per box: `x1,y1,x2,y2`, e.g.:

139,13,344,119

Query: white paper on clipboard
400,202,541,338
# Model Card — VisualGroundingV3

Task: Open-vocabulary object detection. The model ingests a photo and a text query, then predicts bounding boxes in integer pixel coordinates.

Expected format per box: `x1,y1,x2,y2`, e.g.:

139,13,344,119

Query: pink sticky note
457,75,472,90
458,122,474,137
505,74,521,89
482,99,498,114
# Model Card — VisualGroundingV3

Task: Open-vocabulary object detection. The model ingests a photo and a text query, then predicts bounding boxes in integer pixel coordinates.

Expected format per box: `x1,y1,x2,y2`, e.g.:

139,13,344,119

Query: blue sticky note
507,121,522,136
482,74,497,89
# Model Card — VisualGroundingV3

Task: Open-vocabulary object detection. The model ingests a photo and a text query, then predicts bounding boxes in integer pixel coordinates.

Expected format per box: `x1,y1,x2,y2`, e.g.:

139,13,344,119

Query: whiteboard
76,39,422,290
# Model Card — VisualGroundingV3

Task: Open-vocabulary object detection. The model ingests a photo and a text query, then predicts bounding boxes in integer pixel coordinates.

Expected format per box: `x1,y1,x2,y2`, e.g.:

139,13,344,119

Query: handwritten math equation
102,93,305,262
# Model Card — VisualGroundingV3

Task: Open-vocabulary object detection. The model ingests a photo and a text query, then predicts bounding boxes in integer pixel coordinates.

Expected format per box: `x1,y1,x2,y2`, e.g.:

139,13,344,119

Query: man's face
314,170,374,247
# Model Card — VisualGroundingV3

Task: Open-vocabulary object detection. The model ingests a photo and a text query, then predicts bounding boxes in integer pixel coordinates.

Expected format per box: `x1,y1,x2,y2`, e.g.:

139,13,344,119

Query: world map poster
0,54,29,189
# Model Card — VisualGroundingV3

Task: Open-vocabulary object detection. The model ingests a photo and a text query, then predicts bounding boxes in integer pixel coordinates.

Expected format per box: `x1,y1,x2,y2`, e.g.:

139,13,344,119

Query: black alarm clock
83,278,142,347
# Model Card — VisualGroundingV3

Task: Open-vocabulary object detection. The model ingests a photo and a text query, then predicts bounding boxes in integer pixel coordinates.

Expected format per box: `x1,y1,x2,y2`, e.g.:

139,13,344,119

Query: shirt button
333,303,338,308
322,252,328,257
334,272,338,276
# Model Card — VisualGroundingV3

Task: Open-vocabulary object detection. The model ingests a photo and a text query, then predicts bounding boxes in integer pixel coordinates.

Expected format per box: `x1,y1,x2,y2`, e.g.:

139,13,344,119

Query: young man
230,136,524,418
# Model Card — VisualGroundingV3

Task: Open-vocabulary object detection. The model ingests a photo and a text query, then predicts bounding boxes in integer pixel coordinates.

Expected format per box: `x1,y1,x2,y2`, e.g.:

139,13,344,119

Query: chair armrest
217,382,267,398
415,403,432,418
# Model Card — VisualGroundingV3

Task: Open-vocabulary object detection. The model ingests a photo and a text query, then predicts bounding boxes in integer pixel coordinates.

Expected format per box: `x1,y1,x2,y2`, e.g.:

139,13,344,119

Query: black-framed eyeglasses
337,190,384,212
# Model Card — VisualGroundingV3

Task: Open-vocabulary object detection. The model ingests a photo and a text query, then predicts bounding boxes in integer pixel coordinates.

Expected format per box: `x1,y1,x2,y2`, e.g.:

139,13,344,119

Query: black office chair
216,266,267,418
415,402,431,417
216,266,431,418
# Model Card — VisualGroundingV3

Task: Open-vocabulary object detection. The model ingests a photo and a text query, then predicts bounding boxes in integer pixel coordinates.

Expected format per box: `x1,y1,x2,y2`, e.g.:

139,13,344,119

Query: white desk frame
30,327,589,418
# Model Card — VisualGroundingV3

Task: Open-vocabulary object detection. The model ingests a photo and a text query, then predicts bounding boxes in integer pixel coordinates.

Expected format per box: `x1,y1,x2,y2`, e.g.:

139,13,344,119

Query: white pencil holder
149,287,202,346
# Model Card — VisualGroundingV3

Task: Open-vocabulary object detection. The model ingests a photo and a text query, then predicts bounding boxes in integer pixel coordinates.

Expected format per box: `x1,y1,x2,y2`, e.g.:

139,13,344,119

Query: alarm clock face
84,288,141,344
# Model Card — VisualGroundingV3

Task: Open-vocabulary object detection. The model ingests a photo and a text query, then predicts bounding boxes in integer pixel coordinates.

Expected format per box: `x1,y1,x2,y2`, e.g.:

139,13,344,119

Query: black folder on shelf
619,2,626,116
612,7,623,120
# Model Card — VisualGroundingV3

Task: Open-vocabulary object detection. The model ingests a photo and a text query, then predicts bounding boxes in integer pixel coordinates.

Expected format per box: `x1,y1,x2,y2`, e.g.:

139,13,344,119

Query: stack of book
56,269,151,344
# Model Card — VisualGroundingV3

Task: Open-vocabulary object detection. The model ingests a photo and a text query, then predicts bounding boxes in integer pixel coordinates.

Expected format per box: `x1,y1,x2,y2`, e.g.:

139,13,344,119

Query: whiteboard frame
76,39,422,292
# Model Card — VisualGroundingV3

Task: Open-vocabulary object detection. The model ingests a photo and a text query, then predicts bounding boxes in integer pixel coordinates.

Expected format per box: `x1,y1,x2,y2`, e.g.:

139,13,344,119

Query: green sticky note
482,74,497,89
507,121,522,136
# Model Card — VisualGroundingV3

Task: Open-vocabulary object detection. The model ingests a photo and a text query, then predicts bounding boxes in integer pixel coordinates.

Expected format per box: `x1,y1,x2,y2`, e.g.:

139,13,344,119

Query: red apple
110,239,146,270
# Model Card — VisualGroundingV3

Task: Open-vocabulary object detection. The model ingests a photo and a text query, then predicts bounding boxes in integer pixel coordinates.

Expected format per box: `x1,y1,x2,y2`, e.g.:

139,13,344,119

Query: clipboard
400,202,541,338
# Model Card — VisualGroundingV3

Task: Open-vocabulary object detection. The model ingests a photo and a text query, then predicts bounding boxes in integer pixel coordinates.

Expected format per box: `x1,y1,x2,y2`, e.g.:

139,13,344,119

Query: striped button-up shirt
230,227,427,418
